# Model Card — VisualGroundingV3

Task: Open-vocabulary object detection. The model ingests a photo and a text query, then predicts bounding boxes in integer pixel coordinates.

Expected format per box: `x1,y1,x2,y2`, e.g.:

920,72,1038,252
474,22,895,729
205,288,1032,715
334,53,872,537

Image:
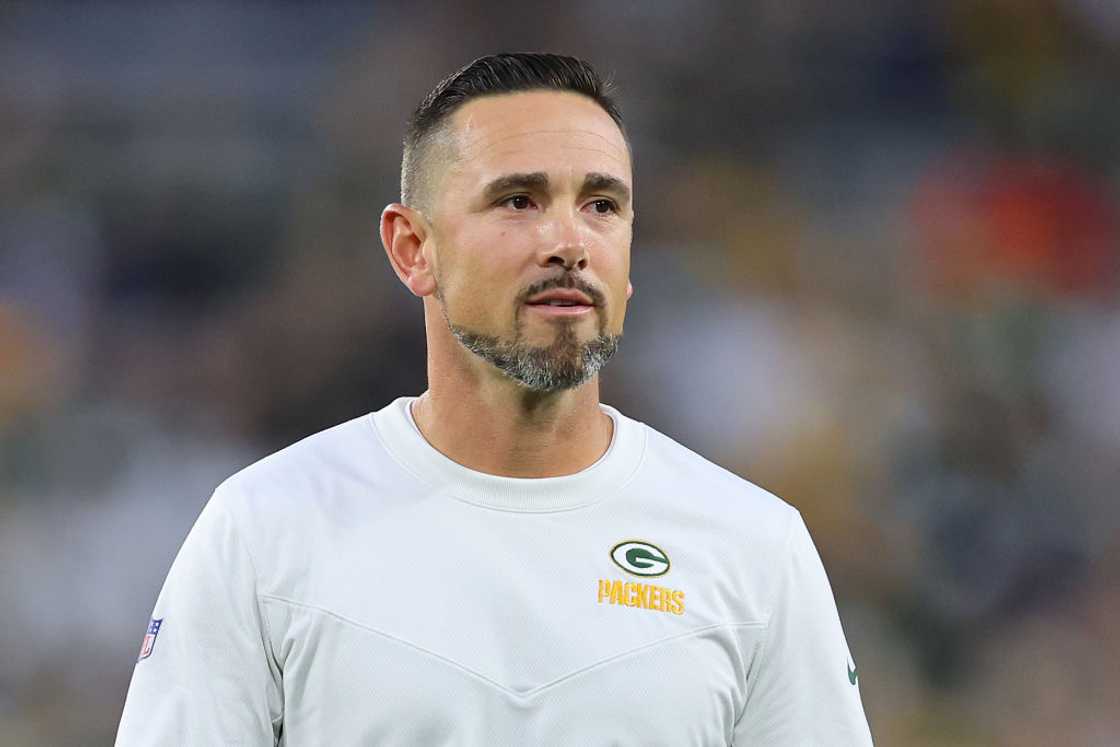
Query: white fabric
116,396,873,745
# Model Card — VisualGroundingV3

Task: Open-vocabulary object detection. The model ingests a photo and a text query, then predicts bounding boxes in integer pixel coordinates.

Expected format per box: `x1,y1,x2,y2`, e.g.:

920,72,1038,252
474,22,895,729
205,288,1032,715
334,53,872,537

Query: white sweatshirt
116,396,873,745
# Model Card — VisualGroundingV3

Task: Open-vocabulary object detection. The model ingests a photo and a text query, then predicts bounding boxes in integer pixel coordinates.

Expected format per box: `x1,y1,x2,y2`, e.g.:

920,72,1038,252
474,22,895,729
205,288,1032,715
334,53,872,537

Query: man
117,53,873,745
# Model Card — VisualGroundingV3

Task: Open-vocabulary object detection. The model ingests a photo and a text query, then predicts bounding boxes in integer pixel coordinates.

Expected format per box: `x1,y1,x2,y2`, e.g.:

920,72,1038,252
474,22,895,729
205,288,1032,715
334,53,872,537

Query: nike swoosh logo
847,661,858,685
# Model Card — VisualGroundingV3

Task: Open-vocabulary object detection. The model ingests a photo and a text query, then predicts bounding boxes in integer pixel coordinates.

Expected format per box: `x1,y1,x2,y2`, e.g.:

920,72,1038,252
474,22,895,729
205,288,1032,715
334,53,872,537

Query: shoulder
613,412,809,621
623,412,801,550
638,417,795,516
221,413,377,496
206,410,409,533
194,409,415,584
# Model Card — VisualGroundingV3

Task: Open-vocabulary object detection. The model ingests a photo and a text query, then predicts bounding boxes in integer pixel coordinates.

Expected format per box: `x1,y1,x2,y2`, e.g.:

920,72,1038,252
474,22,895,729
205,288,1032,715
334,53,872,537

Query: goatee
448,321,621,392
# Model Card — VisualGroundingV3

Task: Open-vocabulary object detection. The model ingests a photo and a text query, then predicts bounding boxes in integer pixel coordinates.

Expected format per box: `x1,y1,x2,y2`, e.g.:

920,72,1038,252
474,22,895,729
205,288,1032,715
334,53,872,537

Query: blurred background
1,1,1118,744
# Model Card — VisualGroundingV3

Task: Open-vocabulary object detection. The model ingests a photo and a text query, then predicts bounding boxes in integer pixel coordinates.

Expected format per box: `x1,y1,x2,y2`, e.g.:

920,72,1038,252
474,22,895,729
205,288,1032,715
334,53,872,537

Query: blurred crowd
1,2,1118,744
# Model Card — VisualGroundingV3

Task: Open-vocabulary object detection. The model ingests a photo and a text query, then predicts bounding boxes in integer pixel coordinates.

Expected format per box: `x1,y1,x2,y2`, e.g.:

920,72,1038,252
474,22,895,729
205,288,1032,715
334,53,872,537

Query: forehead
444,91,631,186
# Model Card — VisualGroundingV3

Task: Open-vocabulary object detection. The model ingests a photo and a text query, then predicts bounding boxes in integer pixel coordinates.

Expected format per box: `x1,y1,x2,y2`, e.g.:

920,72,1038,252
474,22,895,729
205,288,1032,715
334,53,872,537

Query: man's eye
503,195,533,210
589,199,617,214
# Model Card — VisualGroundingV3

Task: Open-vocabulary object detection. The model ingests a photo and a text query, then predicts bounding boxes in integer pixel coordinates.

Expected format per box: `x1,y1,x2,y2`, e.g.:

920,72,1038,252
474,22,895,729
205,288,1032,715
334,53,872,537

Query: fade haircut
400,52,626,210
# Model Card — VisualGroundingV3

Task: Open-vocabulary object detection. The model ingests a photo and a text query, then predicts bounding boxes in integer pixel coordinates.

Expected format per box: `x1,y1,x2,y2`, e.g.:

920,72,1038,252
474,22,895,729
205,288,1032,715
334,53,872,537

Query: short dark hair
401,52,625,209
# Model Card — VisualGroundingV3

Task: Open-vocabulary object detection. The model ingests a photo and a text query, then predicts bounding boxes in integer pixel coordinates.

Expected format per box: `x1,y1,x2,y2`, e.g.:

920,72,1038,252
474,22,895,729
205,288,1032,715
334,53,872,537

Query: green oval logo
610,540,670,577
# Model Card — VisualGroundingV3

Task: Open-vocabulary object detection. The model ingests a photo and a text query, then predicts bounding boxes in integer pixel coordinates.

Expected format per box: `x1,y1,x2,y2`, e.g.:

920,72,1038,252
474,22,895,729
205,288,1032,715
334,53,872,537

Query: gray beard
446,314,621,392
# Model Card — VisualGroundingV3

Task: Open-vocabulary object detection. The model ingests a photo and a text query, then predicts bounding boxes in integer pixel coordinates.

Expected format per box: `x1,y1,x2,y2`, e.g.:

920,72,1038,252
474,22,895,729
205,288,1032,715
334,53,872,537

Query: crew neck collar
370,395,646,512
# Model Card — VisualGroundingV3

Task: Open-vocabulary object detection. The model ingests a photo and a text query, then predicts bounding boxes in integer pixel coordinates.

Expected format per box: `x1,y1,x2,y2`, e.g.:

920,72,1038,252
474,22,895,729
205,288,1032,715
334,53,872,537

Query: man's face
424,90,634,391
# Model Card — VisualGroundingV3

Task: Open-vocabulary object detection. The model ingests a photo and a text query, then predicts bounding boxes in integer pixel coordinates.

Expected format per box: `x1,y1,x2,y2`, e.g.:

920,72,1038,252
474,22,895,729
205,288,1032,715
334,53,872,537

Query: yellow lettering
597,578,686,615
609,580,625,605
671,590,686,615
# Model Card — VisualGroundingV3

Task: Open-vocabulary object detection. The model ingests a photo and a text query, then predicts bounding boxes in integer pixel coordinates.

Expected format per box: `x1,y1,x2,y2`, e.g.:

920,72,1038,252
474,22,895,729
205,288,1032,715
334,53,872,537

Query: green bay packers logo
610,540,670,577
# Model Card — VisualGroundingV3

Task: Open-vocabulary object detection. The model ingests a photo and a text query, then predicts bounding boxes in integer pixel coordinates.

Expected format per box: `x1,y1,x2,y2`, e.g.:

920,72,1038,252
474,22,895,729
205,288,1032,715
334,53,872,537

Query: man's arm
116,486,283,745
733,511,873,745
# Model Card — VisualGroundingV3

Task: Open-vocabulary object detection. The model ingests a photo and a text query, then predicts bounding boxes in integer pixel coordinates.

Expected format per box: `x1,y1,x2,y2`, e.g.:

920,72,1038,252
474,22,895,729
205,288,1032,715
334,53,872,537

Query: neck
410,374,613,479
413,299,616,478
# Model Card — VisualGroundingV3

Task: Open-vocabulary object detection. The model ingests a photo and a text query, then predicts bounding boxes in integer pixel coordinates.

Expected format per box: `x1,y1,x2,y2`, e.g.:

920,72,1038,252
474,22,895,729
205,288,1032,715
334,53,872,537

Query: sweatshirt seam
767,508,800,626
734,506,798,726
258,593,761,699
216,488,284,730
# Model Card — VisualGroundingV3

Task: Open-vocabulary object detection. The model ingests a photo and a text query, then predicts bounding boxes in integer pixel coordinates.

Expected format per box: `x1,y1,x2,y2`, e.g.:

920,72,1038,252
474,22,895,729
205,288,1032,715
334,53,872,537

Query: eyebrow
482,172,550,201
582,172,631,206
480,171,632,206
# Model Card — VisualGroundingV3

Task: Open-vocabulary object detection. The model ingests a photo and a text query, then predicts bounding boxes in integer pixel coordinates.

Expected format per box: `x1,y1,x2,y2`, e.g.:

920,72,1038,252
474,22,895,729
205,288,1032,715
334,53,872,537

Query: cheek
606,239,632,326
438,229,520,322
612,286,631,323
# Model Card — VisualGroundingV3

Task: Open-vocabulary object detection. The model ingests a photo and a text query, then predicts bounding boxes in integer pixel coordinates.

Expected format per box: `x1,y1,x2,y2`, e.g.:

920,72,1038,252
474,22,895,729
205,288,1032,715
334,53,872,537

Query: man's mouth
524,289,596,317
524,289,596,307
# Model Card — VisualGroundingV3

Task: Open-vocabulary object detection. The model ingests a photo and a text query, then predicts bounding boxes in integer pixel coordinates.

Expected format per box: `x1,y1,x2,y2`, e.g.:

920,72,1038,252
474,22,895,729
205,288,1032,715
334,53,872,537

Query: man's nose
540,211,590,271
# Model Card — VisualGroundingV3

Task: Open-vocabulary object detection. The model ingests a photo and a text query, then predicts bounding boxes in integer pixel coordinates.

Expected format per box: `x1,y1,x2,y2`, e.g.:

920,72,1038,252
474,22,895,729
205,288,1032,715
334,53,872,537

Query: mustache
518,273,607,307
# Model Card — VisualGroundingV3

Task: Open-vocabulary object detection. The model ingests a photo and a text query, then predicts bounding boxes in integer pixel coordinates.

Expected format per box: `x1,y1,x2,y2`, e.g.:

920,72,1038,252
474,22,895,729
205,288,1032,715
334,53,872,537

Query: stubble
441,274,621,392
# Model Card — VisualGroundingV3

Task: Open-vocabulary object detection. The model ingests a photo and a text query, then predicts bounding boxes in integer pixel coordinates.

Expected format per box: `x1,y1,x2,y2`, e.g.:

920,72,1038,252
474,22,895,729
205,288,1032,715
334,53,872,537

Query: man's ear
380,203,438,297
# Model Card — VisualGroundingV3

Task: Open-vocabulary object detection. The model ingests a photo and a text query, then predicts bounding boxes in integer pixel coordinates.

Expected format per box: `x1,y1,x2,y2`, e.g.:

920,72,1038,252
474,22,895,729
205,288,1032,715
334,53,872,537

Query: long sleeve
733,512,873,745
116,487,283,745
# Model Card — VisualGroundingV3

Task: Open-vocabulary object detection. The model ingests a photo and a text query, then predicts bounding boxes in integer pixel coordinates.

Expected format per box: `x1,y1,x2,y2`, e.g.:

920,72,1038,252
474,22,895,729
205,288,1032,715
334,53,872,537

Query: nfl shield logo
138,618,163,661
